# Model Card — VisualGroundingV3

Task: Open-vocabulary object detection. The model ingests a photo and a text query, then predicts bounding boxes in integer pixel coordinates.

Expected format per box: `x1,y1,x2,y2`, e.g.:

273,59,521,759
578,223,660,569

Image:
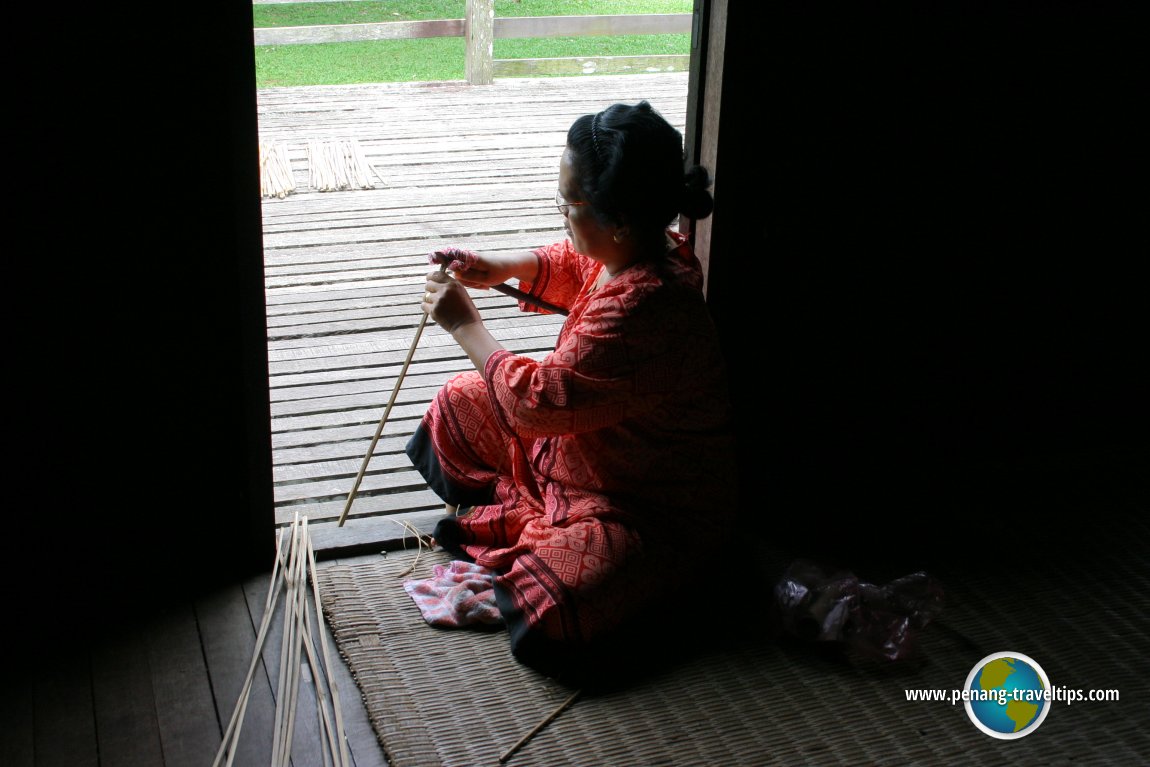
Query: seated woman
409,100,738,680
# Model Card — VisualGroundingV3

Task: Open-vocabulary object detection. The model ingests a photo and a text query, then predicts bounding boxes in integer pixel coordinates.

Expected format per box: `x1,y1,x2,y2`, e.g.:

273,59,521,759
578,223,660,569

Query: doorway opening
252,1,711,553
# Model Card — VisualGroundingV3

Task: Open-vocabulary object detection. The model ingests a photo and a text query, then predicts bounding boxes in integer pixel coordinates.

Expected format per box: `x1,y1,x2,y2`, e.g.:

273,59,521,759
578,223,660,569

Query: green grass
253,1,692,87
252,1,692,27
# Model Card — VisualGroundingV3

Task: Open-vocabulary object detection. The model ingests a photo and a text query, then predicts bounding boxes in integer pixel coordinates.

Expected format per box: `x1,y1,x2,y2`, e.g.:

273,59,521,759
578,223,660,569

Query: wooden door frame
682,0,725,295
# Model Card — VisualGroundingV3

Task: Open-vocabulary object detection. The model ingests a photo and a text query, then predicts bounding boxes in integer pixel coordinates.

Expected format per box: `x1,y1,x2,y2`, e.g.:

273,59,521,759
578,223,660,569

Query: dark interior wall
706,2,1146,569
10,4,271,657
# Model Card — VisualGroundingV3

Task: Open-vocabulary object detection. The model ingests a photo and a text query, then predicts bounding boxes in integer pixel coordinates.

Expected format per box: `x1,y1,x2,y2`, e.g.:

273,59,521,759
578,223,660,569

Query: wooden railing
253,0,694,84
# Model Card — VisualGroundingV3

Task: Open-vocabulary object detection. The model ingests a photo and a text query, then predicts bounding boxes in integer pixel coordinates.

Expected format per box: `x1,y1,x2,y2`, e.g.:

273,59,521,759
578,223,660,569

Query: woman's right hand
422,271,481,334
421,268,507,371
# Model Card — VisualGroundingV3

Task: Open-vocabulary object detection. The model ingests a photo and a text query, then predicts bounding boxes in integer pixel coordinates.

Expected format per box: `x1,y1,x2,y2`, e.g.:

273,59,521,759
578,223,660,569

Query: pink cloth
429,247,479,273
403,561,504,628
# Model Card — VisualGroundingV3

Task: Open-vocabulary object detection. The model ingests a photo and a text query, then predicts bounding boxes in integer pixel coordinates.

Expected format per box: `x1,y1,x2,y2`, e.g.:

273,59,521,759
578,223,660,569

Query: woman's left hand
422,271,482,333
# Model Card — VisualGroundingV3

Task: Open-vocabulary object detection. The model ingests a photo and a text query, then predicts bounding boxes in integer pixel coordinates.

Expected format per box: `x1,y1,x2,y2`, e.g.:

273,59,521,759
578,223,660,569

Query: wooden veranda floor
258,73,690,554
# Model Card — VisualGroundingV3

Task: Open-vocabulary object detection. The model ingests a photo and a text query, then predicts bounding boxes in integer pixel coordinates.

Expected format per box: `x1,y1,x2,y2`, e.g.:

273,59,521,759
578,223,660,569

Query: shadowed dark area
706,1,1146,573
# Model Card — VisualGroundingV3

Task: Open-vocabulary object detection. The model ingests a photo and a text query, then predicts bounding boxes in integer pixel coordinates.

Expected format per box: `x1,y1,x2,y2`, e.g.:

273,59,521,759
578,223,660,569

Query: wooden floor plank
265,352,519,391
33,654,98,767
308,511,442,558
198,582,279,766
145,604,227,767
267,325,552,377
265,337,558,385
90,627,165,767
276,489,444,527
273,433,415,465
274,452,424,485
266,337,559,379
0,675,34,767
261,234,568,273
273,438,425,469
271,422,428,451
262,209,562,248
261,195,557,234
269,369,473,408
274,468,427,505
267,319,561,363
263,273,560,311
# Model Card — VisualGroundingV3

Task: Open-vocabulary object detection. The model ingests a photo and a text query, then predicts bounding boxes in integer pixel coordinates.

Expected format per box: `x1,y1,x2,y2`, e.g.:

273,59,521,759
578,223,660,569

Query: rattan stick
345,142,362,188
300,596,344,767
338,142,351,188
320,142,333,190
334,142,349,189
491,283,569,316
297,600,340,766
351,139,381,187
317,141,329,190
370,162,388,185
498,689,582,764
260,142,294,199
271,144,294,198
302,605,343,767
327,143,342,190
395,520,435,578
276,515,311,765
274,522,299,763
272,517,303,767
305,522,352,766
339,264,448,526
270,525,290,767
291,521,313,760
281,523,339,766
323,142,335,188
279,519,309,767
306,142,315,189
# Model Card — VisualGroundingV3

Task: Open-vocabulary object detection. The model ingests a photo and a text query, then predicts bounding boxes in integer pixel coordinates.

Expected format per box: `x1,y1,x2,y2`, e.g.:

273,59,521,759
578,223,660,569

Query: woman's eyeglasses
556,191,588,214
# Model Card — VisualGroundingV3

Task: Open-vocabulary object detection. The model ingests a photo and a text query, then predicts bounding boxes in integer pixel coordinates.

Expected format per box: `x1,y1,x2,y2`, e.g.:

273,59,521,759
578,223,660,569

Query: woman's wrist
445,316,481,335
449,320,504,372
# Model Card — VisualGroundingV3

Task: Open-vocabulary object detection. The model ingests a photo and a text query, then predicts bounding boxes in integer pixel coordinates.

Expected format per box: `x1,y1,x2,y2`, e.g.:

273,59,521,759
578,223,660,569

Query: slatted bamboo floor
258,73,690,553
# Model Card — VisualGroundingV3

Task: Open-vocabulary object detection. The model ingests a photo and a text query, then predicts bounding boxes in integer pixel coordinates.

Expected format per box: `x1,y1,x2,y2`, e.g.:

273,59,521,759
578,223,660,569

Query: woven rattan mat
318,521,1149,766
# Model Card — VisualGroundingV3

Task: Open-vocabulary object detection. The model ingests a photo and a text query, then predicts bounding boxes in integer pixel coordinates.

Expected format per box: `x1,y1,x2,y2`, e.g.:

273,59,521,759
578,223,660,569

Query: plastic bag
774,559,944,661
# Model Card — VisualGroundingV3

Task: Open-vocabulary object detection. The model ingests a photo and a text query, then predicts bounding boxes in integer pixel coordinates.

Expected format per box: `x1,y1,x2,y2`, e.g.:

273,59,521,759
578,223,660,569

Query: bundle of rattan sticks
213,513,350,767
259,141,296,199
307,139,382,192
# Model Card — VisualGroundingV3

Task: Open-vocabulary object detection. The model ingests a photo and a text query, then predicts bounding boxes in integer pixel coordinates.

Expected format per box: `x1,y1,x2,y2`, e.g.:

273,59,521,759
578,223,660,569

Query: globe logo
963,652,1052,739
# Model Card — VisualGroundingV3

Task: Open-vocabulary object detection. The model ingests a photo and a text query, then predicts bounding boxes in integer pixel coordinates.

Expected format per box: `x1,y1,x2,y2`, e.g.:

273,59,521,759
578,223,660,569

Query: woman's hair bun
681,165,714,220
567,102,715,228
